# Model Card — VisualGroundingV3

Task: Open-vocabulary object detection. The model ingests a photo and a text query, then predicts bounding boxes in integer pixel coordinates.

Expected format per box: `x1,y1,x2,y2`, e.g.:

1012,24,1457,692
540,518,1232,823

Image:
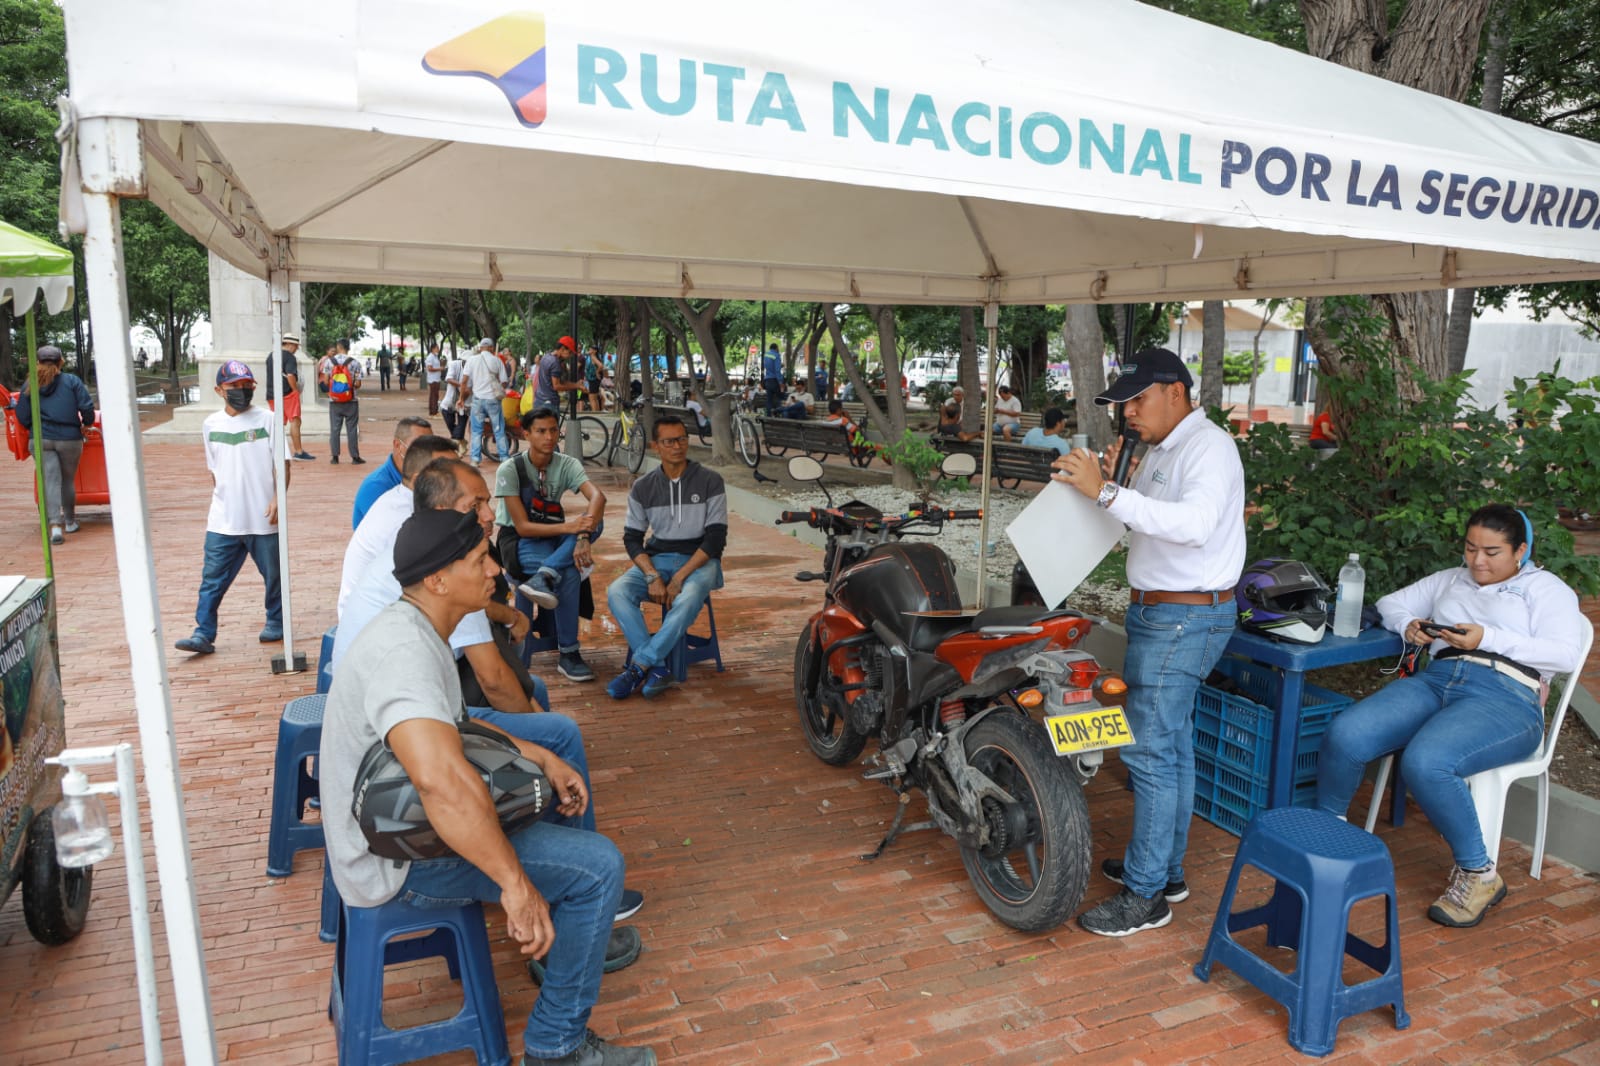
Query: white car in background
905,354,959,396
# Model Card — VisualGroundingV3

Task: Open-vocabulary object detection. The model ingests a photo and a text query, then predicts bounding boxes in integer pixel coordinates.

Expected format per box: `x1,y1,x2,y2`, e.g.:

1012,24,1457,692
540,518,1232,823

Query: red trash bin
1,383,110,507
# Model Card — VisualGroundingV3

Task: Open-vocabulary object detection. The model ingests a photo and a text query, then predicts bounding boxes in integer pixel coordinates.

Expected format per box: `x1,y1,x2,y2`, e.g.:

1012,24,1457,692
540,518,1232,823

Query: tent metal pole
74,115,218,1064
268,269,301,675
25,312,52,578
975,300,1000,608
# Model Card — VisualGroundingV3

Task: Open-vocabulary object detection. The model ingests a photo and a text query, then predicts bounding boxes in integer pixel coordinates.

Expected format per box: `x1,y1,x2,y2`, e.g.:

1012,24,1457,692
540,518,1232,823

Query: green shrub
1225,296,1600,599
881,429,947,506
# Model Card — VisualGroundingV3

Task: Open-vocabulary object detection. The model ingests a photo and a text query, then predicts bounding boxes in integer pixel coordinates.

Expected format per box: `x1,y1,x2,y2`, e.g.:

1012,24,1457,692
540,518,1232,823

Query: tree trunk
668,298,736,465
1063,304,1112,448
0,304,15,387
825,304,914,489
1199,301,1225,410
959,307,983,436
1445,2,1510,377
1299,0,1495,390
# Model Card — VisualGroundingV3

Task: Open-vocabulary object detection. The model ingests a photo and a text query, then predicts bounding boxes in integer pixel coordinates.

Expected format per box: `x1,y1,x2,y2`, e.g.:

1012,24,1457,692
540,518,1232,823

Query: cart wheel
22,809,93,945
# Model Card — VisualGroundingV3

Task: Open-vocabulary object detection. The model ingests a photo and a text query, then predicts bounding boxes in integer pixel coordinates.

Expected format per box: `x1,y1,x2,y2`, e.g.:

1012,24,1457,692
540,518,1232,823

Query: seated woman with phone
1314,504,1587,929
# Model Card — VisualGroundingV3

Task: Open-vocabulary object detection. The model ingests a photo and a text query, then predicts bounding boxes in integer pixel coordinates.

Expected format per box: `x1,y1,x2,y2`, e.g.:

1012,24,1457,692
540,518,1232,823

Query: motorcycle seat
900,606,1075,652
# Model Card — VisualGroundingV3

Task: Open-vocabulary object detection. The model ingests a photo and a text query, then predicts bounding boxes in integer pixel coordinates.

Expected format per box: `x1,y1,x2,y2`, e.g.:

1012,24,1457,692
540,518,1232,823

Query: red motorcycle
779,455,1133,931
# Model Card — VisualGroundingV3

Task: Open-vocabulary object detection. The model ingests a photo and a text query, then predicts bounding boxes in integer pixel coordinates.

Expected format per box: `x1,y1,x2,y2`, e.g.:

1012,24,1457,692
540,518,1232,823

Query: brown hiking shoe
1427,865,1506,927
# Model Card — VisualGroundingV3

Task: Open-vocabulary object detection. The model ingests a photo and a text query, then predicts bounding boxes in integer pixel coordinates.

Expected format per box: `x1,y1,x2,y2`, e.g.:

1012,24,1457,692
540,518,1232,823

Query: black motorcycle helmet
1234,558,1331,644
352,721,550,861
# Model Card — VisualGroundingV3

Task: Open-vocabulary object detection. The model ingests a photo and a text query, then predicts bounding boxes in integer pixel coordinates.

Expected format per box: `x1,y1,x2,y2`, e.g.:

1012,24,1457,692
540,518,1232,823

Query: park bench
760,417,872,467
931,436,1060,489
649,403,711,443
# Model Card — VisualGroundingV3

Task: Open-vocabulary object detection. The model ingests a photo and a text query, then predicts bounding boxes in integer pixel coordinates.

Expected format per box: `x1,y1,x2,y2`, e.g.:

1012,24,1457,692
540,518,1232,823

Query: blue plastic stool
625,595,724,682
266,694,326,878
317,625,338,695
330,897,510,1066
1195,807,1408,1056
319,862,341,943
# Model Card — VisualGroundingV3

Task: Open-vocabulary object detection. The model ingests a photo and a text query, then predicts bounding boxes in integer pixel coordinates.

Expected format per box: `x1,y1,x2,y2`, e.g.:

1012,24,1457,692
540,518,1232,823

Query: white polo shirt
337,484,413,616
1106,408,1245,594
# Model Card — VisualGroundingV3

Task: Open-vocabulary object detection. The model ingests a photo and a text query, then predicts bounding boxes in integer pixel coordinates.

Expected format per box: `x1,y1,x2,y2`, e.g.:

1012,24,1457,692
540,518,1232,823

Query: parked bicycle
554,405,609,464
607,399,648,473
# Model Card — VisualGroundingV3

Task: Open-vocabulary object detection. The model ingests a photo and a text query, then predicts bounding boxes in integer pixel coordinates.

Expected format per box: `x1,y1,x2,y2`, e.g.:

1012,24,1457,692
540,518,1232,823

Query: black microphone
1111,427,1140,487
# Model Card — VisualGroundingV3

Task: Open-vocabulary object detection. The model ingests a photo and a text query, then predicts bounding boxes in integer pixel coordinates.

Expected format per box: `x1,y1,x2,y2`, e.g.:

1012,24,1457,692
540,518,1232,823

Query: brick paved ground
2,390,1598,1064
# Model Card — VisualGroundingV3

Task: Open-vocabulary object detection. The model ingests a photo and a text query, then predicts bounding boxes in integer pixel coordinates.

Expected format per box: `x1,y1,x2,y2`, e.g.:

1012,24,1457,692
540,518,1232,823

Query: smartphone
1418,620,1467,636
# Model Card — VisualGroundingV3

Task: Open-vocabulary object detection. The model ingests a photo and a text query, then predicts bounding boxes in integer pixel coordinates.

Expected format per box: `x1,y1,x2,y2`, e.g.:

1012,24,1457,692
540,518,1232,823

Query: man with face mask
174,360,290,655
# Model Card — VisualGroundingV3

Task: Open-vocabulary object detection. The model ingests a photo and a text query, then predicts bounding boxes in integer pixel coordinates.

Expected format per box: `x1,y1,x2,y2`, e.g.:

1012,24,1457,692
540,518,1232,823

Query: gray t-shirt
320,599,465,907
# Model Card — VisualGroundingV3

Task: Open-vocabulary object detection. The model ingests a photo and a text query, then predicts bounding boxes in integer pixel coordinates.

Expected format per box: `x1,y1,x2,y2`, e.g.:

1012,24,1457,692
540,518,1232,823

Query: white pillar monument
144,253,316,440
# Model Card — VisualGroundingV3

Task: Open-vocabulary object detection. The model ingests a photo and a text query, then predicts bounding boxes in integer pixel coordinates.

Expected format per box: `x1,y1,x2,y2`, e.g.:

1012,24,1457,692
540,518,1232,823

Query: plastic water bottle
51,769,114,868
1333,553,1365,639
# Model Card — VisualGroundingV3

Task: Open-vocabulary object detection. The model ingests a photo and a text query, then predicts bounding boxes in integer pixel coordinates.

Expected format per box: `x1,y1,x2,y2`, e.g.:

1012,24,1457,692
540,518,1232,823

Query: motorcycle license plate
1045,706,1134,755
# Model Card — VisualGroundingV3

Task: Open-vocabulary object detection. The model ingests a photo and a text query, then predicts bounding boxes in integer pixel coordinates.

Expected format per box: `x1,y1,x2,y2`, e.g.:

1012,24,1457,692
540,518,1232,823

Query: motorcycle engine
847,646,889,735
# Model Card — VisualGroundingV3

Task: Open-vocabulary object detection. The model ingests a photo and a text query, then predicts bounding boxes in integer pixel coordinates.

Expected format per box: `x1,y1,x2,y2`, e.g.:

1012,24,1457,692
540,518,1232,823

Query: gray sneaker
518,570,559,610
1078,887,1172,938
522,1029,657,1066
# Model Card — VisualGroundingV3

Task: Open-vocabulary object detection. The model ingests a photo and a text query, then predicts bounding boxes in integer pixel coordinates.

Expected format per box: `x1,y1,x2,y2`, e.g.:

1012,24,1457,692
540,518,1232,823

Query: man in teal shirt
496,407,607,682
1021,407,1073,456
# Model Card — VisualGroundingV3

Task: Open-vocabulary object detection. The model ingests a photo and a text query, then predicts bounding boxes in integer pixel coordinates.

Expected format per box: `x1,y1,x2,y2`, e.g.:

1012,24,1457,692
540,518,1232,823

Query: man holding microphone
1052,348,1245,938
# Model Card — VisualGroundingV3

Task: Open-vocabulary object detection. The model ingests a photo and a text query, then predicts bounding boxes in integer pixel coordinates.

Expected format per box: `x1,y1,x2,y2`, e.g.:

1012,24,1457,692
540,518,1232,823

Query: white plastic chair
1363,618,1593,879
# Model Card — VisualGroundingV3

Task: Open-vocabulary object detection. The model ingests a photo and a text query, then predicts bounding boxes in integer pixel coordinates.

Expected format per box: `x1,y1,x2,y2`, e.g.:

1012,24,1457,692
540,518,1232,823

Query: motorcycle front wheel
793,629,867,766
958,711,1091,932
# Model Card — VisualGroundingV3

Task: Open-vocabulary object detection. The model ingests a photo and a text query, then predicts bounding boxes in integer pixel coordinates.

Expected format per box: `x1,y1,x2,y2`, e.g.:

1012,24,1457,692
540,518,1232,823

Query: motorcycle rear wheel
958,711,1091,932
793,630,868,766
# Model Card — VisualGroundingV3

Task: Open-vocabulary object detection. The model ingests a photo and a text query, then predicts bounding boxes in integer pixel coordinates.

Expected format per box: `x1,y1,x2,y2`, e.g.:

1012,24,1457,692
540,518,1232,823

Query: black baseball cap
1095,348,1193,406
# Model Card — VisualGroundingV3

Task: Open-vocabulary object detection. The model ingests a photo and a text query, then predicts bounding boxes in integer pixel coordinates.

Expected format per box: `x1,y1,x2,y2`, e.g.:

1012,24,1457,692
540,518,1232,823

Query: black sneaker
559,651,596,682
1101,859,1190,903
521,1029,657,1066
1078,887,1172,938
174,634,215,655
526,925,642,985
329,455,339,464
352,457,367,465
616,888,644,922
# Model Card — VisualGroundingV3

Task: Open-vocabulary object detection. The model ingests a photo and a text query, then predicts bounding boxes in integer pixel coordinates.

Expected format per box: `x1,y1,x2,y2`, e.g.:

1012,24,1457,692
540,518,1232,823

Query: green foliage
121,200,209,361
1231,296,1600,599
924,381,953,410
1222,349,1265,387
881,429,946,505
0,0,67,239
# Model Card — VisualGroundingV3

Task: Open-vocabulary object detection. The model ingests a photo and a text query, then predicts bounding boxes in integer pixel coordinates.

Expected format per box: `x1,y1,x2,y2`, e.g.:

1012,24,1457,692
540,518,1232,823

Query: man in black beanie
321,508,657,1066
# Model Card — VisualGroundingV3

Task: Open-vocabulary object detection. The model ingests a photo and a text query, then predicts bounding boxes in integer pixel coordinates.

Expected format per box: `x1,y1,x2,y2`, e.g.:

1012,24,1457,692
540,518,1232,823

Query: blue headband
1517,509,1534,568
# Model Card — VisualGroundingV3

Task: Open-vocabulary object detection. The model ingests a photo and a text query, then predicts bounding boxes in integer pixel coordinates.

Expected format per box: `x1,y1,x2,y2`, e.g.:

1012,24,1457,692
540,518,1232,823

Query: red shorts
267,390,302,421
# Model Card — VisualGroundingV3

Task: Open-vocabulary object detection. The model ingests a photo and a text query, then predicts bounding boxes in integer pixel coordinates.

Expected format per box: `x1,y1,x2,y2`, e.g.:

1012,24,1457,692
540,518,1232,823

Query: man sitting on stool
498,407,606,683
605,415,726,700
320,508,657,1066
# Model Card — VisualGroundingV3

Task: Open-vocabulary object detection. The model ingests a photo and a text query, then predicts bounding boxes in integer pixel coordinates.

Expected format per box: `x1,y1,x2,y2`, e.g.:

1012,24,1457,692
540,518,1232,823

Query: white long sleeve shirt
1377,564,1585,680
1105,408,1246,594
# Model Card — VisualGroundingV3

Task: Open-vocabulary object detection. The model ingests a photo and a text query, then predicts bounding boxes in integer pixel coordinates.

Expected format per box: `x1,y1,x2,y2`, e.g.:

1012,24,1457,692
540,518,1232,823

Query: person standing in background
13,344,94,545
425,342,444,415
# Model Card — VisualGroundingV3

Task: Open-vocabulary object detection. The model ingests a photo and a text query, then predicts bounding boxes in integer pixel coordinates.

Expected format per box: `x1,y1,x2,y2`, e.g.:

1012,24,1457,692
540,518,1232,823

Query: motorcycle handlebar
943,509,984,520
775,510,813,525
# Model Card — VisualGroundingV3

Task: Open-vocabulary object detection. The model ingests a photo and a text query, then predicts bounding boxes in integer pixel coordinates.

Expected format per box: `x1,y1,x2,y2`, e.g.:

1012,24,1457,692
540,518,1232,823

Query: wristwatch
1096,481,1120,509
644,571,661,583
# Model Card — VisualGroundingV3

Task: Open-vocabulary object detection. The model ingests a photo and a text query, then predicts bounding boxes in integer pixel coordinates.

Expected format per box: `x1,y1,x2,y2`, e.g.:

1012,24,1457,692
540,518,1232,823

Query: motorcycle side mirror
787,455,825,483
940,452,978,478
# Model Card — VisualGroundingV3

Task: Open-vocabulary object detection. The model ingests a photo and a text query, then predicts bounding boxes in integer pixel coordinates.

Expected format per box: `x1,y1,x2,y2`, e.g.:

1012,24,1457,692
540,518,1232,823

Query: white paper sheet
1005,481,1127,608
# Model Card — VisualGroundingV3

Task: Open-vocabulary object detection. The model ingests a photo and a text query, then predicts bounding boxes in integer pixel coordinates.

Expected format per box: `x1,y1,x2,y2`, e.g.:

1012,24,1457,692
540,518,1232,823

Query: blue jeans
470,707,594,832
193,531,281,641
1315,658,1543,870
762,378,782,416
397,820,623,1059
606,554,723,671
1118,600,1236,899
518,519,605,653
469,397,509,462
779,403,808,419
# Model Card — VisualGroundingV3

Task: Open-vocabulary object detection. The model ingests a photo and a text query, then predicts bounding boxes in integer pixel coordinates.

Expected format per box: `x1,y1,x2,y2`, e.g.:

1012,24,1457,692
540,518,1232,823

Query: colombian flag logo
422,13,549,128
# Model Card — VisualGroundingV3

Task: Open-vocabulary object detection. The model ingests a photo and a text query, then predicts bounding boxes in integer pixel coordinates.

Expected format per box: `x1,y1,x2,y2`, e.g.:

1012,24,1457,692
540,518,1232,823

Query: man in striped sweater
605,415,727,700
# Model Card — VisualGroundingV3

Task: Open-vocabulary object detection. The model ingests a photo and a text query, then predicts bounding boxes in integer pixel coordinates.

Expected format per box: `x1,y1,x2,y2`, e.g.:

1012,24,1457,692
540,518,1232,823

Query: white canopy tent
57,0,1600,1058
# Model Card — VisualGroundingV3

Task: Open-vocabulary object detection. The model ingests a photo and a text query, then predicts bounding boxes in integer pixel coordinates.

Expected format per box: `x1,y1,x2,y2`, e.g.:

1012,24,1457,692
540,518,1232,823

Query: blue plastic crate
1191,655,1355,836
